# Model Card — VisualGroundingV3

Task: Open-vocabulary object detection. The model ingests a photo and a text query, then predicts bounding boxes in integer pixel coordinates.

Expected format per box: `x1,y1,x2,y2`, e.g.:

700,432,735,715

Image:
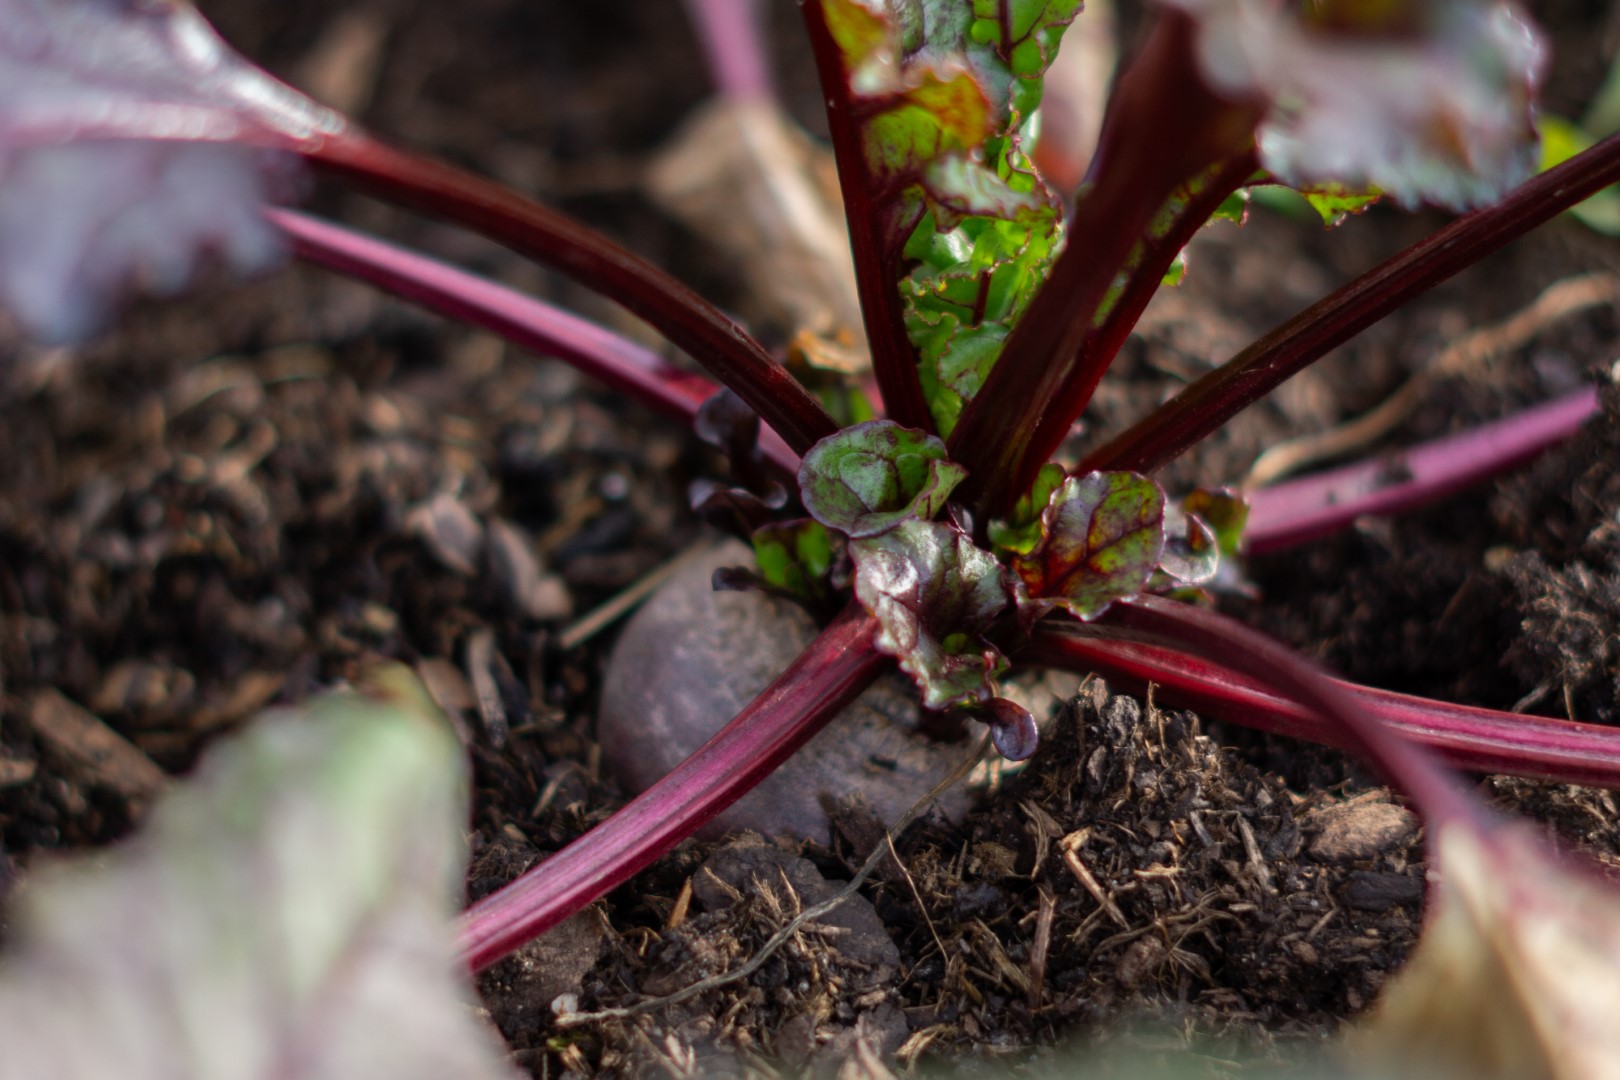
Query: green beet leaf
1300,183,1382,227
1013,470,1167,619
751,518,838,606
988,461,1066,555
816,0,1080,433
799,420,967,538
851,518,1011,709
0,665,519,1080
1182,486,1249,557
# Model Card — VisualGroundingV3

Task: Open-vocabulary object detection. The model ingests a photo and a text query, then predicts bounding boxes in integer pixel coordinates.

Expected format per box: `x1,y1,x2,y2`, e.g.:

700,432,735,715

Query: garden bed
3,0,1620,1075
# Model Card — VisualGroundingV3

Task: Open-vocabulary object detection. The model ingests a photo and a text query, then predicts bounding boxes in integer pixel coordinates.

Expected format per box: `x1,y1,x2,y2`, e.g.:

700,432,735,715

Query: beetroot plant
7,0,1620,1034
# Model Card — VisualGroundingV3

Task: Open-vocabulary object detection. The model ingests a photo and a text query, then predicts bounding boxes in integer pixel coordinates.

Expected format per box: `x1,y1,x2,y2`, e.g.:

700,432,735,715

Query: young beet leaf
1012,471,1166,621
800,420,1012,709
798,419,966,538
852,517,1009,709
803,0,1079,433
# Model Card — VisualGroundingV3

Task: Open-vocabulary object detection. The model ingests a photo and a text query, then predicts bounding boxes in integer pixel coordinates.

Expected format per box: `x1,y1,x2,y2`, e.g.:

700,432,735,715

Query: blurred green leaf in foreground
0,664,518,1080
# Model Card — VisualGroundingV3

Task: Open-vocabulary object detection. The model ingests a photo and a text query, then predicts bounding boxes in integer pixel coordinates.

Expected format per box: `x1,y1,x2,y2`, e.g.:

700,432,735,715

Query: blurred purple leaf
1355,820,1620,1078
0,0,346,341
1172,0,1545,210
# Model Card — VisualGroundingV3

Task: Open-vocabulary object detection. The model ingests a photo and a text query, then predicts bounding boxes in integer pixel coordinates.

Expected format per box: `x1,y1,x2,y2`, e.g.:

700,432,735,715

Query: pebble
597,540,976,843
1307,799,1419,863
694,836,899,984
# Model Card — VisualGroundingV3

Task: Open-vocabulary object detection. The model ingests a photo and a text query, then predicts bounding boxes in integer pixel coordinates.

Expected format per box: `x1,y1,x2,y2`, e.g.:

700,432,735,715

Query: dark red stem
1081,132,1620,476
458,601,885,970
948,13,1259,516
1025,626,1620,789
799,0,936,434
1081,153,1259,395
303,130,838,455
269,208,801,476
1244,387,1600,554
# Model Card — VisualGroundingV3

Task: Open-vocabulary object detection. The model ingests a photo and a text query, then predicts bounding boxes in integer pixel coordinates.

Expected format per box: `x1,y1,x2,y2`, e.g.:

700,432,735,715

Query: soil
4,1,1620,1077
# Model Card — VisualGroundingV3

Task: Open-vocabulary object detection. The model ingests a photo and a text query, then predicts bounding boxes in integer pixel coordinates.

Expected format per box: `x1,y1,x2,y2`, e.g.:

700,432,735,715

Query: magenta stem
683,0,774,101
304,130,838,455
1026,626,1620,788
458,602,885,970
269,208,801,475
1244,387,1600,555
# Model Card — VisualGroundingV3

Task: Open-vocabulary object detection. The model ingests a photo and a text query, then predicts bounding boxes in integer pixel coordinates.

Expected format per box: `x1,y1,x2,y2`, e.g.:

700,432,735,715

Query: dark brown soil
4,1,1620,1077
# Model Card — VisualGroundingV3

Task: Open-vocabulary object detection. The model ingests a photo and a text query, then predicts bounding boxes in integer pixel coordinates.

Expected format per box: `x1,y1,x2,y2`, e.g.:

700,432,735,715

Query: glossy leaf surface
1156,508,1219,586
968,695,1040,760
851,518,1009,709
798,420,966,538
1013,471,1166,619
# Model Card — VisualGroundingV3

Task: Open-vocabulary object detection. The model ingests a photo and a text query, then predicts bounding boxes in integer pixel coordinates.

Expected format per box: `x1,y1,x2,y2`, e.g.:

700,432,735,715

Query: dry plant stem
270,208,802,477
458,601,886,970
948,13,1259,515
1025,629,1620,788
1247,273,1620,486
800,0,936,434
1089,596,1481,827
1243,386,1600,554
303,130,838,455
1081,132,1620,476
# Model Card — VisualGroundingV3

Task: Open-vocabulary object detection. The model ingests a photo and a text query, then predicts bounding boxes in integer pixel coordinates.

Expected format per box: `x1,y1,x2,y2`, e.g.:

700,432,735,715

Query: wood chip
26,690,167,806
465,628,510,748
1060,828,1130,930
0,755,36,788
405,492,484,576
486,517,571,621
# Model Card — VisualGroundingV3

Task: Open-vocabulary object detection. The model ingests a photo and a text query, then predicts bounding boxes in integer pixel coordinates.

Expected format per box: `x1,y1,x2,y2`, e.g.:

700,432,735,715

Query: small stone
405,492,484,576
1308,800,1419,863
694,837,899,986
598,541,975,843
486,517,571,621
